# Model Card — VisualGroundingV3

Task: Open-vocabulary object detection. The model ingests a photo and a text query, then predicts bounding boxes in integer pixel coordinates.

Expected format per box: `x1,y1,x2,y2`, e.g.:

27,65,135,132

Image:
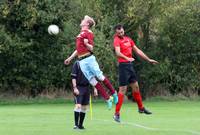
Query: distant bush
0,0,199,97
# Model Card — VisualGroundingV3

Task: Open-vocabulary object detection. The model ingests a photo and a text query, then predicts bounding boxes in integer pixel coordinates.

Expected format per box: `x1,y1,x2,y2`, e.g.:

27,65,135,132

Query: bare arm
115,46,135,62
72,79,79,95
93,87,98,96
64,50,78,65
133,45,158,64
84,39,93,51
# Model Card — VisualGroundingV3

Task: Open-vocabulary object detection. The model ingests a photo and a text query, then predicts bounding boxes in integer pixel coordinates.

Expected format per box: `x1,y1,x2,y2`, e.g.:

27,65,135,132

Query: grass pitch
0,100,200,135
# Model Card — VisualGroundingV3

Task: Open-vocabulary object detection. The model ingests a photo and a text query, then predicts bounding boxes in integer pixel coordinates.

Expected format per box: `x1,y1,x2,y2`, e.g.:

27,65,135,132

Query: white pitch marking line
94,119,200,135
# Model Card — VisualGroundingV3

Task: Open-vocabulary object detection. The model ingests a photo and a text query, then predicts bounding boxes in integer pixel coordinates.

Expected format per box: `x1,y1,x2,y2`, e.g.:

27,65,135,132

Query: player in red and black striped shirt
113,24,158,122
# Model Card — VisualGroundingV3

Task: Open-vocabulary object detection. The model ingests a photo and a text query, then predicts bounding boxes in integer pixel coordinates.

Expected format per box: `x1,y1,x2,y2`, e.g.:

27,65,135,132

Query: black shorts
118,62,138,86
74,86,90,105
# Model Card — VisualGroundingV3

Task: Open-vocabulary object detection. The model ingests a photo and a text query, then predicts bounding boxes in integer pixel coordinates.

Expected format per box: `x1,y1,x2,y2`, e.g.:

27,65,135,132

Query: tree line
0,0,199,97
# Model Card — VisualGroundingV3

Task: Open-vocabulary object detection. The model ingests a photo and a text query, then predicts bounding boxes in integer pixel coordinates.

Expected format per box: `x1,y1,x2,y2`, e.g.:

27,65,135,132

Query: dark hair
113,24,123,31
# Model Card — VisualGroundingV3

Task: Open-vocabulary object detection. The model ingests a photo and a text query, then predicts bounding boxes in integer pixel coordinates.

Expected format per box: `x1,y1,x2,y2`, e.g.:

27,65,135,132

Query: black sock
74,111,80,126
79,112,86,127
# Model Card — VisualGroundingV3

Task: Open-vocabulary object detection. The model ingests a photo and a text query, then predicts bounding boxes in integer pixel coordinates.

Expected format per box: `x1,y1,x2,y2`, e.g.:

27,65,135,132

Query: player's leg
130,82,152,114
113,63,129,122
130,82,144,110
73,96,82,129
99,75,118,105
79,105,87,129
113,86,127,122
88,55,118,104
90,77,113,109
79,56,111,103
78,88,89,129
127,63,152,114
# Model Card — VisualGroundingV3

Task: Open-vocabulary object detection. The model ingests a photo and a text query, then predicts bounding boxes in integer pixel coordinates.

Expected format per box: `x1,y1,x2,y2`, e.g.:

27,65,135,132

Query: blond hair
84,15,96,28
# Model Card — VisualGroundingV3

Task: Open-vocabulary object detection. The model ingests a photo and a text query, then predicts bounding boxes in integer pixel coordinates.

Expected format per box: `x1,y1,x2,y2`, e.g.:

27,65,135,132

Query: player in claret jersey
64,15,118,109
113,24,159,122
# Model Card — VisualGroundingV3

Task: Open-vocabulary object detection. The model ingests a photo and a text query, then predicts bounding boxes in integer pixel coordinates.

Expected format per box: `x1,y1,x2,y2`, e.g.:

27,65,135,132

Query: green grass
0,100,200,135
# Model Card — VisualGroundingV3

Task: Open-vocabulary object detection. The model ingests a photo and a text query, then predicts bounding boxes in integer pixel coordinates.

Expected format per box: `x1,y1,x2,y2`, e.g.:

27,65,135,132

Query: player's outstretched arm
133,45,159,64
64,50,78,65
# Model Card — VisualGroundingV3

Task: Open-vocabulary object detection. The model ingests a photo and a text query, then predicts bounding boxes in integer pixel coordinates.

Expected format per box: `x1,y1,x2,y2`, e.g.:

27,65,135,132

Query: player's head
80,15,95,28
114,24,124,37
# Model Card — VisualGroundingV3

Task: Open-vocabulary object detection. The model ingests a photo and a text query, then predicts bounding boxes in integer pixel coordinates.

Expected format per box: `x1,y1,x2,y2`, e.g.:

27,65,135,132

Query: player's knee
121,90,126,94
89,77,98,86
133,85,139,91
118,91,125,95
75,104,82,110
97,74,105,81
81,106,87,112
131,82,139,91
119,86,127,94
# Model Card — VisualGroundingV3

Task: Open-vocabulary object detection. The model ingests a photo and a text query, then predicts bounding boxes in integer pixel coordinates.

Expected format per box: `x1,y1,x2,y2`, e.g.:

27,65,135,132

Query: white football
48,25,59,35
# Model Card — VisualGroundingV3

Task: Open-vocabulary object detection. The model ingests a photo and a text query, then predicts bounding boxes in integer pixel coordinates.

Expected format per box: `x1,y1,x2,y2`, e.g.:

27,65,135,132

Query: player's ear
86,22,90,27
